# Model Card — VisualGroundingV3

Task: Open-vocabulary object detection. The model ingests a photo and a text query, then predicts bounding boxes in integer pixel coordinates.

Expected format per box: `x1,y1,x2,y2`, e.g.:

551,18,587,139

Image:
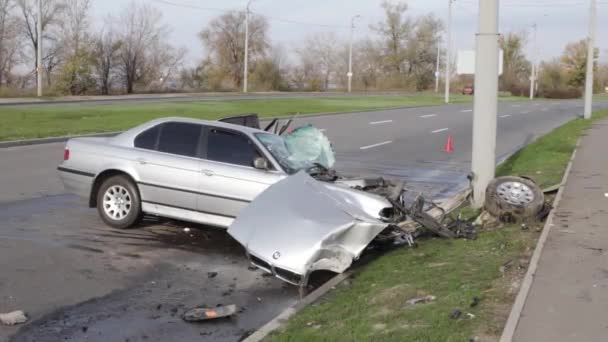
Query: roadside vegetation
1,1,606,99
269,109,608,342
0,94,482,141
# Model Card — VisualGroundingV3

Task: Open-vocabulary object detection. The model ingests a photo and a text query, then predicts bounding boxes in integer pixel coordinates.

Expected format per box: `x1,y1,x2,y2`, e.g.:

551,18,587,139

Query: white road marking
460,109,473,113
431,128,449,133
420,114,437,118
521,111,531,114
500,114,511,118
360,141,393,150
369,120,393,125
512,104,521,108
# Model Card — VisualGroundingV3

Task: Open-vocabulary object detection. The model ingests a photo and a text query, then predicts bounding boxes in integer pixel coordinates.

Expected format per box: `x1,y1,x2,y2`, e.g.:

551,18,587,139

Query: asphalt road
1,98,607,341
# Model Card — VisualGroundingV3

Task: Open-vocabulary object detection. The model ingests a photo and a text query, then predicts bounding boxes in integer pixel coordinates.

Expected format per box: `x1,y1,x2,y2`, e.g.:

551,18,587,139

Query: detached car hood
227,171,392,285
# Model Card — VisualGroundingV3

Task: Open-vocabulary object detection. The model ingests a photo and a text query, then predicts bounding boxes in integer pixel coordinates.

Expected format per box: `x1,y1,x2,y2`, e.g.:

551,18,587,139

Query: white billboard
456,49,504,75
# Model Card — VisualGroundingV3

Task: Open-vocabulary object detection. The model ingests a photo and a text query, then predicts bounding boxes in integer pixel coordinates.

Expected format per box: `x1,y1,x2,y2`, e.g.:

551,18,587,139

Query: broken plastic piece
406,295,436,305
0,310,27,325
182,304,237,322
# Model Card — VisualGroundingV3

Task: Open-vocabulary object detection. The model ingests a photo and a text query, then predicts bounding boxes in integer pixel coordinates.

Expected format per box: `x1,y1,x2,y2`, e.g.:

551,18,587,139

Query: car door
197,126,284,219
133,122,203,212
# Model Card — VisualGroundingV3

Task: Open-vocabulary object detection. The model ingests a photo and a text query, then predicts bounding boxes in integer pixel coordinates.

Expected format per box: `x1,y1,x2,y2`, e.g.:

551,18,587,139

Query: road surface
1,98,606,341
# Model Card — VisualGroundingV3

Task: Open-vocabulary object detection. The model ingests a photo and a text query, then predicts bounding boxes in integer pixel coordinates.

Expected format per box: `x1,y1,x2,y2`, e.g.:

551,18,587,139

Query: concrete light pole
243,0,255,93
37,0,42,97
583,0,597,119
529,24,537,100
347,15,361,93
445,0,454,104
471,0,500,207
435,44,441,93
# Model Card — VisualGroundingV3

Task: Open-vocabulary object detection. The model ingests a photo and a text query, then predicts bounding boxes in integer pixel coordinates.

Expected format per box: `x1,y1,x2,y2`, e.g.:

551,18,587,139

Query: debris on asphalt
182,304,237,322
0,310,28,325
449,308,462,320
470,297,480,308
406,295,436,305
207,272,218,279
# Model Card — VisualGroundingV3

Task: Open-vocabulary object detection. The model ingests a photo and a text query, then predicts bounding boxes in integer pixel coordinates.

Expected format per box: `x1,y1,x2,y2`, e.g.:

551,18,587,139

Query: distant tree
116,2,168,93
499,32,531,93
406,14,443,90
55,47,95,94
371,1,411,73
92,19,122,95
0,0,21,86
199,10,269,89
561,39,589,88
16,0,64,85
297,32,339,90
250,45,288,91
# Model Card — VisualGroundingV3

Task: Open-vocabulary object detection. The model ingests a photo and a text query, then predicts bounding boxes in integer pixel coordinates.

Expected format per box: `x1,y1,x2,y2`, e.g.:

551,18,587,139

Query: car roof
146,116,267,134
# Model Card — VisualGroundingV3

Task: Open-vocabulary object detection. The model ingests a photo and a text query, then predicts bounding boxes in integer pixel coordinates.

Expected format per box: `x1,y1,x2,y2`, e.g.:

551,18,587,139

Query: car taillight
63,147,70,161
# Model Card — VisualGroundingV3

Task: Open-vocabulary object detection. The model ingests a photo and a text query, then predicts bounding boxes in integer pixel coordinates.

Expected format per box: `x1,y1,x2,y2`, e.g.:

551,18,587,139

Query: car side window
206,128,258,167
134,124,161,150
157,122,202,157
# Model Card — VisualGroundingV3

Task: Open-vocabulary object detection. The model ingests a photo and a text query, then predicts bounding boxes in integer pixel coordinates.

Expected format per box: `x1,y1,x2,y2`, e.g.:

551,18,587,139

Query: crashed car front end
227,171,400,286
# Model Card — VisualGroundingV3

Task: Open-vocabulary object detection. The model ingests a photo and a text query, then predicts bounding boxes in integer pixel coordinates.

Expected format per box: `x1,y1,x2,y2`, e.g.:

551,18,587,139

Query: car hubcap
103,185,132,220
496,181,534,206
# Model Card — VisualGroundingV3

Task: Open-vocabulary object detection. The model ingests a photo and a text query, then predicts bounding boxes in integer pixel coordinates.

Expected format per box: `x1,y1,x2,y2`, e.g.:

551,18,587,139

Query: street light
243,0,256,93
347,15,361,93
445,0,454,104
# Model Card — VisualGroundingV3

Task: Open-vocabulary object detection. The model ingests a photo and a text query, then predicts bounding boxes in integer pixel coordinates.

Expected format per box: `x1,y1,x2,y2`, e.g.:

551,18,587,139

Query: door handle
136,158,147,165
201,169,215,176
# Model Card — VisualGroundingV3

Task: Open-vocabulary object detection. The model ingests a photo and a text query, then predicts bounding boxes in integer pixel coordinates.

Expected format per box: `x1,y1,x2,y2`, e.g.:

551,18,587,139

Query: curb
0,103,466,149
243,272,351,342
242,186,472,342
499,137,581,342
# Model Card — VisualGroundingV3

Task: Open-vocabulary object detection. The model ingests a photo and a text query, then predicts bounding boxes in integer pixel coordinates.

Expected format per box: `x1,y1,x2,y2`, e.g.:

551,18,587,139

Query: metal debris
449,308,462,319
182,304,237,322
0,310,27,325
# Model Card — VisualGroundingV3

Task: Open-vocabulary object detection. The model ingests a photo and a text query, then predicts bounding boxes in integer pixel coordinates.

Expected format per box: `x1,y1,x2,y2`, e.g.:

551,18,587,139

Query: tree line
0,0,606,97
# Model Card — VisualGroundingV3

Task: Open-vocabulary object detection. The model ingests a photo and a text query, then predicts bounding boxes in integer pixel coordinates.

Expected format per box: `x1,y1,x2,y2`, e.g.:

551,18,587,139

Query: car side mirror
253,157,269,170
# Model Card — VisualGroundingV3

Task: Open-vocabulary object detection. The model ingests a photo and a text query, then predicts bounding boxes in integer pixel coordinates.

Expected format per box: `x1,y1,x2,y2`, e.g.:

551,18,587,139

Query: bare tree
16,0,64,84
561,39,594,88
499,31,531,94
371,1,411,73
405,14,443,90
0,0,21,85
116,2,168,93
297,32,339,90
59,0,91,54
199,10,268,89
93,19,121,95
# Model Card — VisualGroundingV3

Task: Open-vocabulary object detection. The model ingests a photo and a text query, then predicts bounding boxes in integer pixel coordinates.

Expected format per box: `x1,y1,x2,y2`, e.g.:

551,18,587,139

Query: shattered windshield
255,125,335,174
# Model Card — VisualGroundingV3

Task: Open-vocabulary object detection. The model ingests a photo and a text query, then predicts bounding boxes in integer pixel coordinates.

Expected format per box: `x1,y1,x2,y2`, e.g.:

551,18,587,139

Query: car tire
485,176,544,222
96,175,142,229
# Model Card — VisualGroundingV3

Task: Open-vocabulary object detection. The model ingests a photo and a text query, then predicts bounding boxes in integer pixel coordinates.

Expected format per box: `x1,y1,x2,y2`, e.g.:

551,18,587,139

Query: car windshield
255,126,335,174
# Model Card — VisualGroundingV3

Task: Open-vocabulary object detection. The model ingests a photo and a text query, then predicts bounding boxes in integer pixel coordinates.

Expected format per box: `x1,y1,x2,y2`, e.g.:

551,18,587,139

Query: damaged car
58,114,462,286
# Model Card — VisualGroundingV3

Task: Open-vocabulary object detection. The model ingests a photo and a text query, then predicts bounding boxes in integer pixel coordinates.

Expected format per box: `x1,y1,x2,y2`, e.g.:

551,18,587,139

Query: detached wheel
97,175,142,229
485,176,544,222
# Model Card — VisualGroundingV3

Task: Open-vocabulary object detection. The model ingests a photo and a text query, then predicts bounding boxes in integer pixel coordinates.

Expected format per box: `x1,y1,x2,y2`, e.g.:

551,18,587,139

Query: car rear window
134,125,161,150
206,129,257,167
157,122,202,157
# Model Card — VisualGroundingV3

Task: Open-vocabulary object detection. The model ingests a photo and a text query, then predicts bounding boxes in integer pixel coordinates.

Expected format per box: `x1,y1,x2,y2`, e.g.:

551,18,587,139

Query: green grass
269,109,608,342
0,94,482,141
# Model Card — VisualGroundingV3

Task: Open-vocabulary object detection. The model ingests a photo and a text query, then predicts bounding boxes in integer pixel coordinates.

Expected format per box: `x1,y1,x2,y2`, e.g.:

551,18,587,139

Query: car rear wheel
96,175,142,229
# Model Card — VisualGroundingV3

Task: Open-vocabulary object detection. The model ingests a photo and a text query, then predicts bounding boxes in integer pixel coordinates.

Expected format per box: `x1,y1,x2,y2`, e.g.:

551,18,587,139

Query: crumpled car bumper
227,171,394,286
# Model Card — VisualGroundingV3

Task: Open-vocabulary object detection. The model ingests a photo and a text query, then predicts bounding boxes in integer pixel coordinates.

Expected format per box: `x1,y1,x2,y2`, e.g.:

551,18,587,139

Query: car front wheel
96,175,142,229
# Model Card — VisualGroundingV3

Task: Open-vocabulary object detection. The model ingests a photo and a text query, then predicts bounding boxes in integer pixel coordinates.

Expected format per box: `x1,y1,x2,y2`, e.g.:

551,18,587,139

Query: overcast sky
92,0,608,66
